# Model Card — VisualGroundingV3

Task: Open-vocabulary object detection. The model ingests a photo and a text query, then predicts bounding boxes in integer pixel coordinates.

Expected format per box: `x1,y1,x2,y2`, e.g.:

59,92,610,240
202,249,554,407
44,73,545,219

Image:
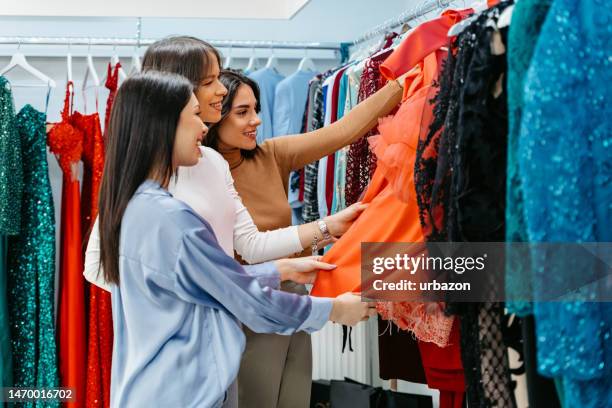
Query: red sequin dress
73,108,110,408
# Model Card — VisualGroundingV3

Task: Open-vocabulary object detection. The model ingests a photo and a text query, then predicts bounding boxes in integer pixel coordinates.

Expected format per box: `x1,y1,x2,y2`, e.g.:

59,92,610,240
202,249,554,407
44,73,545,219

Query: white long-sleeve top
84,147,303,291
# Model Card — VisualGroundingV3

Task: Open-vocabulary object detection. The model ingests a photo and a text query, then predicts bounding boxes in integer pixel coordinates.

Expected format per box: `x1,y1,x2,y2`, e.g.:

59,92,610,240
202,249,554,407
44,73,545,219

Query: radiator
311,318,377,384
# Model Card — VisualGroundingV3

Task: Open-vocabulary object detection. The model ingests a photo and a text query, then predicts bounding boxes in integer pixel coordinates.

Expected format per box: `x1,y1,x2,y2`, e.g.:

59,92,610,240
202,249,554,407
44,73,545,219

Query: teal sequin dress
0,75,22,390
505,0,552,317
7,104,59,407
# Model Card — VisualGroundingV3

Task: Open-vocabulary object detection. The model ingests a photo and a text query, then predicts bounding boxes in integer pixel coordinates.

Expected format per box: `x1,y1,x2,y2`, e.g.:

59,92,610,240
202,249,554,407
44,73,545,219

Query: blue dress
505,0,552,317
110,180,331,408
518,0,612,406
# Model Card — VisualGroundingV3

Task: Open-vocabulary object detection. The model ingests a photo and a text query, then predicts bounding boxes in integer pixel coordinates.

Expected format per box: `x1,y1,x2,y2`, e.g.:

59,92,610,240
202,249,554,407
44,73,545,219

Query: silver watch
317,220,332,241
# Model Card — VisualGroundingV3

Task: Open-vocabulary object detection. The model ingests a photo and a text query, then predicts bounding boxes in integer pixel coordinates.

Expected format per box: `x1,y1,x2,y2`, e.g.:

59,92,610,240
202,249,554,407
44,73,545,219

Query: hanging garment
311,9,472,334
73,110,111,408
377,318,427,384
273,70,316,137
0,75,21,390
517,0,612,406
248,67,285,142
344,48,391,207
6,104,59,406
418,320,465,408
505,2,560,405
414,6,517,407
505,0,553,318
301,76,325,223
274,69,317,222
103,62,121,135
47,82,86,408
311,49,456,343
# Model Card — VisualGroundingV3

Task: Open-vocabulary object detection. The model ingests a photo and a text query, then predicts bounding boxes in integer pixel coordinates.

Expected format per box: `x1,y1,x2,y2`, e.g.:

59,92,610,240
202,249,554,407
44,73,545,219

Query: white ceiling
0,0,311,18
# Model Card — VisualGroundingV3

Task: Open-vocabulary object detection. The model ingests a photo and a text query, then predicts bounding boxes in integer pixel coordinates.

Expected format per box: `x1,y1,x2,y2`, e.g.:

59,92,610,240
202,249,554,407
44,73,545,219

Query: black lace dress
415,4,520,407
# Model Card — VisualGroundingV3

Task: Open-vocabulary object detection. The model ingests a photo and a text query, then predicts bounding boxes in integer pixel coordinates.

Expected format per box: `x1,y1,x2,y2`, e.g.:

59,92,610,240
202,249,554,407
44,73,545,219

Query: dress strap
44,84,52,116
60,81,75,120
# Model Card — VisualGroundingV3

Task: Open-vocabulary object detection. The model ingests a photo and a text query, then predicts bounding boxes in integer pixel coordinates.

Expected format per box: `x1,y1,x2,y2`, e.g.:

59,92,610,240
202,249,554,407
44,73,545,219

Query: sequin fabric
0,76,23,234
517,0,612,406
505,0,553,317
0,75,19,391
72,111,112,408
104,62,121,135
7,104,59,407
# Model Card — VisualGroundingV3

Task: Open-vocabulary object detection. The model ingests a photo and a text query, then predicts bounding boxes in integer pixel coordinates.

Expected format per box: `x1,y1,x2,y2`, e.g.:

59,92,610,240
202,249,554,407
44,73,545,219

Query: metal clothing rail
0,36,341,51
351,0,453,46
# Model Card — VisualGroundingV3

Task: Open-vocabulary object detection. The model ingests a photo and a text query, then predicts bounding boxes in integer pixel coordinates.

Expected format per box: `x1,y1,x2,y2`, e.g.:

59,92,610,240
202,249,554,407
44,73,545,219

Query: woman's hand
330,293,377,326
274,256,336,285
323,202,368,238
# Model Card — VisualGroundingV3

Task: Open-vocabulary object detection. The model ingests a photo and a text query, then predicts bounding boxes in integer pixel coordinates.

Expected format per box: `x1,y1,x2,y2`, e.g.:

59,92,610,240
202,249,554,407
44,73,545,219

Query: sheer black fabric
416,4,518,407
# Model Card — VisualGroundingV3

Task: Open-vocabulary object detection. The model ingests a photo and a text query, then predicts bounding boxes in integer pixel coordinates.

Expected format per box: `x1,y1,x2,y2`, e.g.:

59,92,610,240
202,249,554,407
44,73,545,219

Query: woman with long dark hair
99,71,372,407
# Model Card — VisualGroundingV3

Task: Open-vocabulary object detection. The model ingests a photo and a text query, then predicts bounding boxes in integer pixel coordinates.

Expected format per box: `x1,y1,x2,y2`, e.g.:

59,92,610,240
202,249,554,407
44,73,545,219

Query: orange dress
47,82,87,407
311,10,471,347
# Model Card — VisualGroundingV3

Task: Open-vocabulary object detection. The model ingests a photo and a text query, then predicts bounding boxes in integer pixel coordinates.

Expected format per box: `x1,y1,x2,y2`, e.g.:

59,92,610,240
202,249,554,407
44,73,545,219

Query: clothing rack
351,0,454,47
0,36,341,61
0,36,341,51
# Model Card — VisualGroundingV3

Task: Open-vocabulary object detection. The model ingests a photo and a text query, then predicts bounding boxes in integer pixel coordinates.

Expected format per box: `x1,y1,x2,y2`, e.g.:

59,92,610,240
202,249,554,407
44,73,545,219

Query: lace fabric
415,4,519,407
344,50,391,206
376,302,453,347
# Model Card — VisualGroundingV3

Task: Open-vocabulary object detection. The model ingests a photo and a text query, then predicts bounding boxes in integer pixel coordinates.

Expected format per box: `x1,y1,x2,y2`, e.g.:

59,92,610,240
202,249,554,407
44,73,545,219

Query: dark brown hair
142,36,221,87
204,69,261,159
98,71,193,284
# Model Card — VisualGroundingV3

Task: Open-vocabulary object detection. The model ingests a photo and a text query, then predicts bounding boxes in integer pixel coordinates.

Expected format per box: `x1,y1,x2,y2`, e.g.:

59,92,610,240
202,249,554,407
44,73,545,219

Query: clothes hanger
102,45,127,83
81,40,101,113
128,46,142,75
223,45,233,69
297,48,316,72
83,40,100,90
244,47,259,73
496,4,514,28
66,41,73,83
0,41,57,88
265,47,279,71
447,0,488,37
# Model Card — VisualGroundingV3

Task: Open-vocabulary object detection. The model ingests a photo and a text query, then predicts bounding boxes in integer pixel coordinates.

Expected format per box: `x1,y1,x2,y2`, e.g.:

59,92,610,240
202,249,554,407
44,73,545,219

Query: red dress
47,82,86,407
73,109,111,408
103,62,121,135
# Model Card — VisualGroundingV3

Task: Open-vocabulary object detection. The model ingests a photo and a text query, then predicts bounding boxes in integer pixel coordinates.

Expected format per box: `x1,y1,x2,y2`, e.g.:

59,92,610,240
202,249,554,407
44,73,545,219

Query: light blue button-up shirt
248,67,285,143
110,180,332,408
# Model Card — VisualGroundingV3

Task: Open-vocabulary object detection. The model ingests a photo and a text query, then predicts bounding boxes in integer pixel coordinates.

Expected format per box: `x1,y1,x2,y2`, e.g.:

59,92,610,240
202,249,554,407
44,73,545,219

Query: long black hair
142,36,221,87
98,71,193,285
204,69,261,159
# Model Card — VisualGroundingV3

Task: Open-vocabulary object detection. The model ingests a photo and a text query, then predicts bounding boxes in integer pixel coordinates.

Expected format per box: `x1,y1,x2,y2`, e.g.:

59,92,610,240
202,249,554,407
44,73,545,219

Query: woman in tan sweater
204,70,404,407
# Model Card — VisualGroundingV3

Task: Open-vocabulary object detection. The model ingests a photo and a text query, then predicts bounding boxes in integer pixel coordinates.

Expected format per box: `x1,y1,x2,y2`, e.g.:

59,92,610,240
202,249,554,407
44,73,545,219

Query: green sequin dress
7,103,59,408
0,75,22,390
